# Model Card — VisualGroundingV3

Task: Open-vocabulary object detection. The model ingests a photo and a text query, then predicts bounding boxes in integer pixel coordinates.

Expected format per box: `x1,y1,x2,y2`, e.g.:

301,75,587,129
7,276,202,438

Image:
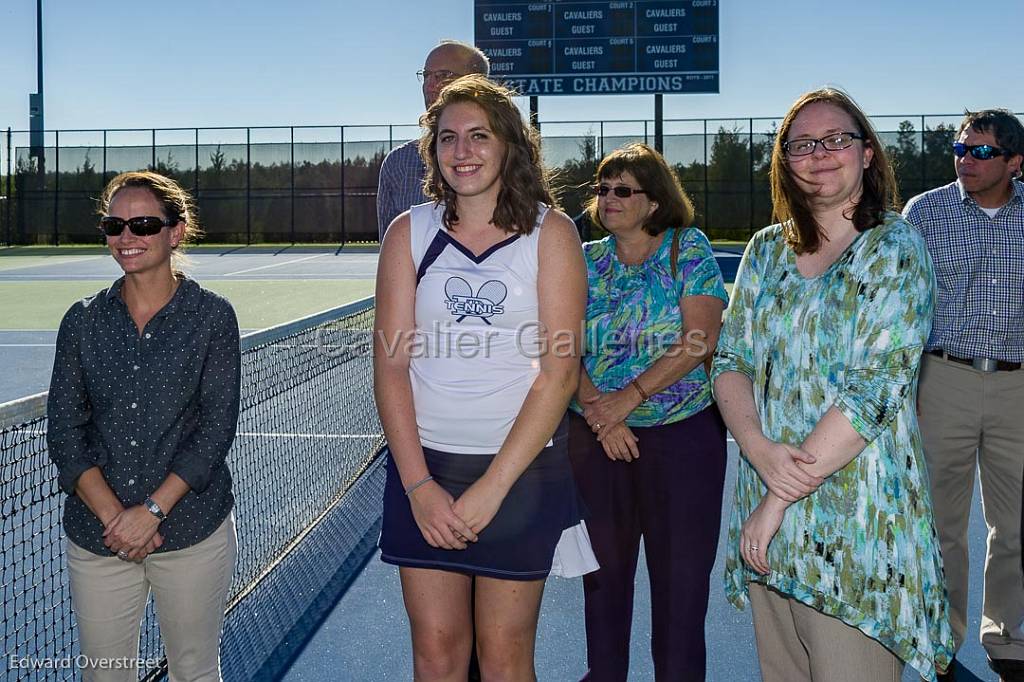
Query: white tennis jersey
408,201,548,454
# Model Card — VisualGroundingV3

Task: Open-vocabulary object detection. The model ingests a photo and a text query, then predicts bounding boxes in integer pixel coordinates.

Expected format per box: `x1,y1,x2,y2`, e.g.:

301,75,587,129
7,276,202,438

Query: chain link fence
1,113,1007,246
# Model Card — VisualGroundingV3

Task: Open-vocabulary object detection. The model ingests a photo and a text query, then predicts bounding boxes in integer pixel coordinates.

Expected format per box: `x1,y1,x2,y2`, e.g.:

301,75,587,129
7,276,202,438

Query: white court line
14,429,734,442
236,432,381,439
224,253,329,276
0,344,55,347
0,255,107,272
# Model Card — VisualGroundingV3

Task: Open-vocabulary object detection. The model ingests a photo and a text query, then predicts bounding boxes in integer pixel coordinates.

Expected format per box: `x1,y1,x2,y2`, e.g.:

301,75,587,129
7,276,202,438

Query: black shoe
989,656,1024,682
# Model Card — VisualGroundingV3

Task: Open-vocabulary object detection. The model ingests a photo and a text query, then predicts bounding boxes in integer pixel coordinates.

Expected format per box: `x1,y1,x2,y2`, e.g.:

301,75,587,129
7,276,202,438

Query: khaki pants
748,583,903,682
66,514,237,682
918,354,1024,660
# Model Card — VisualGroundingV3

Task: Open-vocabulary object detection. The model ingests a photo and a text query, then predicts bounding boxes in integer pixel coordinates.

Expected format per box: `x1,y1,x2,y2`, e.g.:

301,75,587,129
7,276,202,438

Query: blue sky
2,0,1022,133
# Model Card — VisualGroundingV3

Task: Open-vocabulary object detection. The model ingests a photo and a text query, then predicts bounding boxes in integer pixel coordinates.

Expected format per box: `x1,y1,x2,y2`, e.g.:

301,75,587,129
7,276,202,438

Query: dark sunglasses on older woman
952,142,1009,160
593,184,647,198
98,216,178,237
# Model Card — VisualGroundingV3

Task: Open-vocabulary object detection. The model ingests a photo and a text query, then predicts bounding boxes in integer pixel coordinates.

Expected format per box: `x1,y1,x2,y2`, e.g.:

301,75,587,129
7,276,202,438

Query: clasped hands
582,389,641,462
740,438,823,575
103,505,163,563
407,475,507,551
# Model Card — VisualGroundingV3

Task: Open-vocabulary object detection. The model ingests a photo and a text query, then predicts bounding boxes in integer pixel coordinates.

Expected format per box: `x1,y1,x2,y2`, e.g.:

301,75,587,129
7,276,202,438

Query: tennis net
0,296,382,681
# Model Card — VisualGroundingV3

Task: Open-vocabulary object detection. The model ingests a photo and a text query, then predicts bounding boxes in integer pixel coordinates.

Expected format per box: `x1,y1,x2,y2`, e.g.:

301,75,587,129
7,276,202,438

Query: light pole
29,0,44,169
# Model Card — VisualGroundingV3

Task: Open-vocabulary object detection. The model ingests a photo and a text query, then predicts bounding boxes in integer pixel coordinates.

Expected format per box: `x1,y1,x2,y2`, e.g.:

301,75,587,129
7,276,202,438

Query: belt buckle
972,357,999,372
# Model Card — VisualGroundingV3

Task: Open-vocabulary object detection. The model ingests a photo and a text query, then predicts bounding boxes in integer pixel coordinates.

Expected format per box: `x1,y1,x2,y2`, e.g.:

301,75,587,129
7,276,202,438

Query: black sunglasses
593,184,647,198
98,215,178,237
953,142,1009,160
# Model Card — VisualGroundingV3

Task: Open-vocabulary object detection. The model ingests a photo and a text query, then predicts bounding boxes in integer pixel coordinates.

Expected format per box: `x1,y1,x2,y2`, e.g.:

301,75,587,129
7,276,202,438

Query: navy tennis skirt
379,419,584,580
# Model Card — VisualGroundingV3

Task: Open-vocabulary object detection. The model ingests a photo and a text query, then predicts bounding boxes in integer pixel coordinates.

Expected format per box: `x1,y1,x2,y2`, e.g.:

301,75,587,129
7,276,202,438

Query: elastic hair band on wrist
404,475,434,496
631,378,650,403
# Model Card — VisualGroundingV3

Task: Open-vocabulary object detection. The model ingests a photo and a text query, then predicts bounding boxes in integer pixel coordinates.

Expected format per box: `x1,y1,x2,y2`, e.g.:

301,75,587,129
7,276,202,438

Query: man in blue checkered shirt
904,109,1024,682
376,40,490,242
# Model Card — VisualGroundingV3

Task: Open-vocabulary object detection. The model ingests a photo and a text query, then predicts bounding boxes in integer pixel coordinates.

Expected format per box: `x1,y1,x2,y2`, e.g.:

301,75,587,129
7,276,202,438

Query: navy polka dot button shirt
47,276,241,555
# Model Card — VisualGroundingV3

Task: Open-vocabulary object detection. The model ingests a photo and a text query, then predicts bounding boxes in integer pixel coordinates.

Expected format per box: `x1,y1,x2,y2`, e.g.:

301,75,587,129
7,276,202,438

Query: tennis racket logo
444,277,507,324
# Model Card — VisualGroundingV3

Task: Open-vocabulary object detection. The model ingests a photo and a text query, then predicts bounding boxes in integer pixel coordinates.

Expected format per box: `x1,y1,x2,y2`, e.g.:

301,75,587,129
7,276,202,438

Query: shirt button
144,333,152,339
130,440,138,446
133,365,140,371
130,402,137,409
991,278,997,284
127,479,135,486
992,310,998,316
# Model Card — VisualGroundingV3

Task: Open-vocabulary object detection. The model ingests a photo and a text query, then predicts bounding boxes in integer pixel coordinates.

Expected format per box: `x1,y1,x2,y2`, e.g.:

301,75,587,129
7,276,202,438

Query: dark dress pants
568,406,727,681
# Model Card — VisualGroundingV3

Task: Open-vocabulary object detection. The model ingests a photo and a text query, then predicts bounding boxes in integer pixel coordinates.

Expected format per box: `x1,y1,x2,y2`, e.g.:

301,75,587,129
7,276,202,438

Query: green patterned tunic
711,213,954,680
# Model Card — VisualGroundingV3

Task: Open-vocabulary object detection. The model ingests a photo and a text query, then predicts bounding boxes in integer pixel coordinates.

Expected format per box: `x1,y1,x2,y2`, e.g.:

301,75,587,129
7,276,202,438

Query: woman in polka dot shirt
47,171,241,682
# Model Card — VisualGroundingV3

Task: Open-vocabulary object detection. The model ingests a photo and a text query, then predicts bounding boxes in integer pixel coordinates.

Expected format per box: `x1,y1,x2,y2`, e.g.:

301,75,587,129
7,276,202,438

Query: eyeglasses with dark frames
783,132,865,157
953,142,1009,161
416,69,460,84
98,216,178,237
593,184,648,198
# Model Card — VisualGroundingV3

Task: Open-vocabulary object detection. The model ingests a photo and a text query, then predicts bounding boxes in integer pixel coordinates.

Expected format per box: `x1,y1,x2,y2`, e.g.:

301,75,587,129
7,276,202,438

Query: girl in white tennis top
374,74,596,679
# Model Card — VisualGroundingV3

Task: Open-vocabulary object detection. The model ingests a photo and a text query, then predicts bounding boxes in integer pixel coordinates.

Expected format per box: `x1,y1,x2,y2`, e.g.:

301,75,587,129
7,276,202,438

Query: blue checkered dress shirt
376,140,428,241
904,179,1024,363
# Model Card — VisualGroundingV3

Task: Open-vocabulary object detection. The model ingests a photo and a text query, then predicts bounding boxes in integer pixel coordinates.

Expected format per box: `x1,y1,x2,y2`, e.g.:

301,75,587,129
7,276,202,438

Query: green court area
0,279,375,330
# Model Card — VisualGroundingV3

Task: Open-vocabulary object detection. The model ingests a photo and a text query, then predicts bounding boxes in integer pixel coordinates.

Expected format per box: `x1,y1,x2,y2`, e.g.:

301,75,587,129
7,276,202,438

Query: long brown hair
770,88,899,254
585,143,695,236
419,74,555,234
99,171,202,274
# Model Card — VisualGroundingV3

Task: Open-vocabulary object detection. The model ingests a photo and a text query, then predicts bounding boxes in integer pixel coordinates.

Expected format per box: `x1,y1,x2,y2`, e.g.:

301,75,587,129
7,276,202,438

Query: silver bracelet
404,475,434,496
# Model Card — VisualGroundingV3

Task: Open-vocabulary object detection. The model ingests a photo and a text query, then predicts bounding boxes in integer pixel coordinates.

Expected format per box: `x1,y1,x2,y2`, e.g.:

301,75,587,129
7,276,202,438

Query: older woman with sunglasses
567,143,729,680
47,171,240,681
712,88,954,681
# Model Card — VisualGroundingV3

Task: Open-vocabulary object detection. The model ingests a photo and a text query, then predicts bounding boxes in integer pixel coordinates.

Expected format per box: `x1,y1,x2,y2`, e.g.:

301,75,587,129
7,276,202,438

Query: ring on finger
594,422,603,431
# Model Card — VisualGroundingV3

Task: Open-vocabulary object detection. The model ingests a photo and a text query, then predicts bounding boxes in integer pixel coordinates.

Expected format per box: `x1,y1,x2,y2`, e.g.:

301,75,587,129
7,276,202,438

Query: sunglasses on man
593,184,648,198
953,142,1010,160
98,216,179,237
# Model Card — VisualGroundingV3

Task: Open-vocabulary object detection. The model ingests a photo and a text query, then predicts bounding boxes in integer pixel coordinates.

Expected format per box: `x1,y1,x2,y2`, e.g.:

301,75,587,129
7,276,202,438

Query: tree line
3,121,959,245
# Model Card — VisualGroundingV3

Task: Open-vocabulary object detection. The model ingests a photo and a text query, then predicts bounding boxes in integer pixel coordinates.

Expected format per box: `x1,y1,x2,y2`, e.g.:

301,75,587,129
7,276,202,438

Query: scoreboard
475,1,719,95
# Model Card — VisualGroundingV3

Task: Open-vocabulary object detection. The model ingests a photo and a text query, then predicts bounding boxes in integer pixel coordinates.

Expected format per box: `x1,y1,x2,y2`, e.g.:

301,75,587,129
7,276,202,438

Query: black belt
927,349,1022,372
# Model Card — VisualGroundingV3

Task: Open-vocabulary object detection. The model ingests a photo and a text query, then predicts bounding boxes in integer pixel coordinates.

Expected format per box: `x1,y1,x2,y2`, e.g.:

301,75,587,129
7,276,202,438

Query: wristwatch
143,496,166,522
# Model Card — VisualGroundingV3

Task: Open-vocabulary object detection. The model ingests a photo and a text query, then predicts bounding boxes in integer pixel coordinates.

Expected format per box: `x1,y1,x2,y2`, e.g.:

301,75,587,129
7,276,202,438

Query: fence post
599,121,604,158
339,125,346,245
703,118,709,232
290,127,295,244
193,128,199,196
53,130,59,246
4,128,11,246
246,128,251,245
748,118,754,234
920,114,926,195
193,128,199,195
151,129,156,170
102,130,107,187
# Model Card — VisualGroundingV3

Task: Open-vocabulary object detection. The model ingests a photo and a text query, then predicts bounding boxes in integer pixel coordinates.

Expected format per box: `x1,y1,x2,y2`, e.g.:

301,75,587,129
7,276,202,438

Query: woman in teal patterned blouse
567,143,730,680
712,88,955,681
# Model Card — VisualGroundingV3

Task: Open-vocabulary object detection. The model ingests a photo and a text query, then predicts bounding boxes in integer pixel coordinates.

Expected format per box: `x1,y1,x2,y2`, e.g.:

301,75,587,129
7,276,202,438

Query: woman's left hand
583,389,640,435
103,506,162,556
452,476,507,536
739,493,788,575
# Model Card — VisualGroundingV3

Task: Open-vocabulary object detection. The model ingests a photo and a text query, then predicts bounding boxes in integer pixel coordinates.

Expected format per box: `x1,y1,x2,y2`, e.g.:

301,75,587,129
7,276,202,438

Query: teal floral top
571,227,728,427
711,213,954,680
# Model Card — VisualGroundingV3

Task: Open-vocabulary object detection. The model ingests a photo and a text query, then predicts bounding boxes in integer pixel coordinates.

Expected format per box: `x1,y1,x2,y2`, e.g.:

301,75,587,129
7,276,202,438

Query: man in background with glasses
376,40,489,241
904,109,1024,682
